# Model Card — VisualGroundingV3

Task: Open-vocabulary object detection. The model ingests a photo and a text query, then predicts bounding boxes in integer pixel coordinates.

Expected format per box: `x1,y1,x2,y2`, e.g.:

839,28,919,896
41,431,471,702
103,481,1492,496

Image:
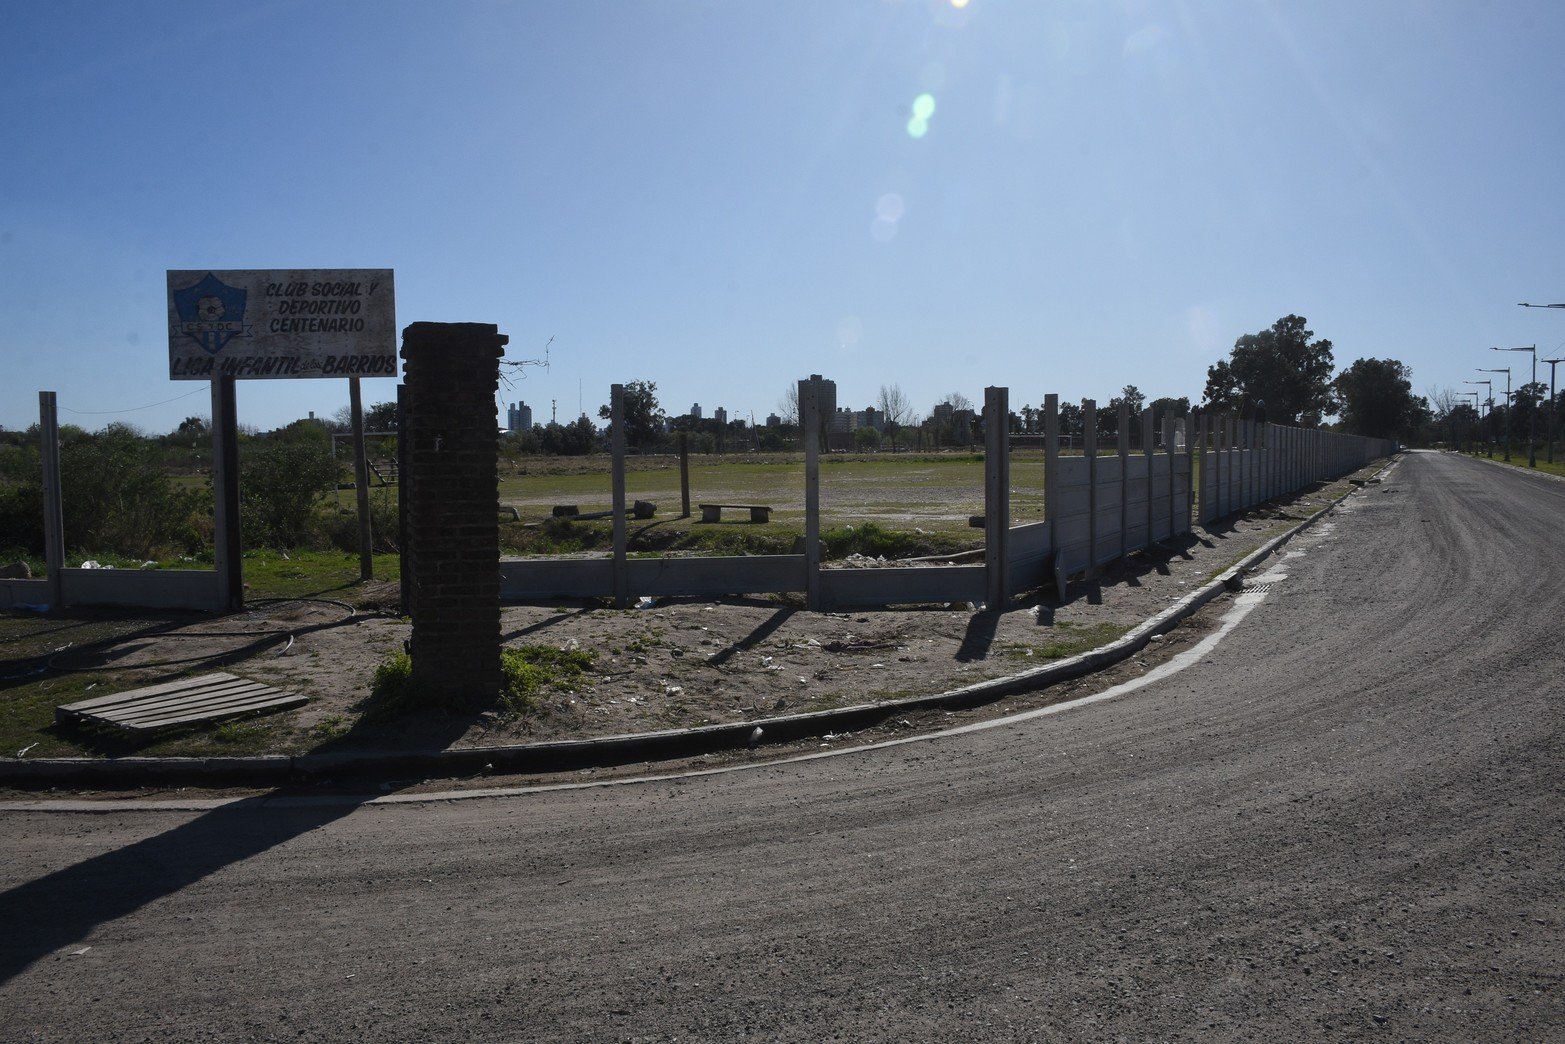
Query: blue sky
3,0,1562,433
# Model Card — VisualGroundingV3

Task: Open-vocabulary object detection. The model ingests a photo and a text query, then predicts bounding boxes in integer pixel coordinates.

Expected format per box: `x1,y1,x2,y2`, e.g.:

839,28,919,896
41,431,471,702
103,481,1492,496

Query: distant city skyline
3,2,1562,435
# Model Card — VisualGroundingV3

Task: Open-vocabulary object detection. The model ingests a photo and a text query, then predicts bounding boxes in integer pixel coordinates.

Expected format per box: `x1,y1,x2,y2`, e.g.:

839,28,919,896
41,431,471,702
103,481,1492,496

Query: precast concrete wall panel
1050,457,1093,579
59,569,224,611
821,564,985,609
627,555,806,597
501,558,615,600
1093,456,1124,567
1006,520,1054,594
1122,455,1151,550
1172,456,1193,532
1149,457,1174,541
0,578,50,609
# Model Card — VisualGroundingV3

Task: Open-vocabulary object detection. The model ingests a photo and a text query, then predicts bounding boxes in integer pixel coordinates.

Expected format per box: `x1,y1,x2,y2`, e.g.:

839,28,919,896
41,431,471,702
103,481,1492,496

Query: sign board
167,269,396,380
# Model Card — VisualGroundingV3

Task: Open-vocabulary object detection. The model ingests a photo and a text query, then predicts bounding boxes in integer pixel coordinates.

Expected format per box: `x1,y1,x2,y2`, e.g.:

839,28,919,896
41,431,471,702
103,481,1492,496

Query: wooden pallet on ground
56,672,307,733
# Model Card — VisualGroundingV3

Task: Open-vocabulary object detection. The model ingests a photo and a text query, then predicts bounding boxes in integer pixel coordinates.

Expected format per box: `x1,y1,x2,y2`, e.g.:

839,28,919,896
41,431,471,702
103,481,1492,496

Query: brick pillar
401,322,508,708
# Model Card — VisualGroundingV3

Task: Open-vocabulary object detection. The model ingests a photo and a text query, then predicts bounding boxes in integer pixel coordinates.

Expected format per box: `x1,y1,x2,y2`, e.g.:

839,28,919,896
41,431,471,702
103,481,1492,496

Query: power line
57,386,207,416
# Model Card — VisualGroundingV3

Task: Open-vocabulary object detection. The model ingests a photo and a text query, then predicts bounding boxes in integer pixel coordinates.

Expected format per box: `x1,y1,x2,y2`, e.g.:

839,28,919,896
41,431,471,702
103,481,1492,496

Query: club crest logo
172,272,248,355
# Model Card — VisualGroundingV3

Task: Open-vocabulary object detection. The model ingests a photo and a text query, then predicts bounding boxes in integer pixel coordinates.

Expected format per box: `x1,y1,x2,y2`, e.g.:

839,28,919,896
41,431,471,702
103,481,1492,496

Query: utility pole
1477,367,1512,461
1544,357,1563,465
1517,302,1565,464
1465,379,1493,458
1492,346,1538,467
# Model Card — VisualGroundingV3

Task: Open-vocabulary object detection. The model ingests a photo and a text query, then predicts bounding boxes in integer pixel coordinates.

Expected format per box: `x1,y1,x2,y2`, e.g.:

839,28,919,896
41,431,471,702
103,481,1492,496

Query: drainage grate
1243,581,1279,594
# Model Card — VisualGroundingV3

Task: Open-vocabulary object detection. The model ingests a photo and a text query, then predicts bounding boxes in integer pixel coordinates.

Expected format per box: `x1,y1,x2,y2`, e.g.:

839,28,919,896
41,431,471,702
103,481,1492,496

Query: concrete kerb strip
0,457,1400,790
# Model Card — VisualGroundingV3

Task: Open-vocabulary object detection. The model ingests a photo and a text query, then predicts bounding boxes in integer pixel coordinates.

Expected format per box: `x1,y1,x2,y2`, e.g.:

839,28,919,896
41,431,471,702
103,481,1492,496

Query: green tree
364,401,399,432
171,415,210,442
539,417,599,456
1204,315,1336,425
1098,385,1148,437
853,426,881,451
1333,358,1427,440
1148,395,1191,431
0,424,204,557
240,425,342,547
1058,401,1084,438
598,380,664,451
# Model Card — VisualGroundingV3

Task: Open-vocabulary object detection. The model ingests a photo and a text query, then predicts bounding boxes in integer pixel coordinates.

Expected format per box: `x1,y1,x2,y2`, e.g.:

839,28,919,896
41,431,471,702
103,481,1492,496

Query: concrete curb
0,458,1397,789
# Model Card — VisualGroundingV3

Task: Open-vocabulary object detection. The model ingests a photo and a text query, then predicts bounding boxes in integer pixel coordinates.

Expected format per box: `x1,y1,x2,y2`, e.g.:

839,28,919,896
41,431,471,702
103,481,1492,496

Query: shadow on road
0,792,376,984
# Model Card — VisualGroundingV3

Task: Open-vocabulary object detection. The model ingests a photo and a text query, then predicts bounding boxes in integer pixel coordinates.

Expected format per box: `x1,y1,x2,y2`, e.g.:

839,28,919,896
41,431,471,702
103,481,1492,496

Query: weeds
364,644,596,720
499,645,595,716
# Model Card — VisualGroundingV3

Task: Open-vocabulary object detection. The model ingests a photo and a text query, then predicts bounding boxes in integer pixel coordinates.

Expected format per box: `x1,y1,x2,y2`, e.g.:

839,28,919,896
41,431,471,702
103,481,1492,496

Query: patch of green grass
1480,452,1565,480
499,645,594,716
362,643,596,720
242,549,401,601
1025,622,1128,661
820,521,968,560
310,713,347,740
213,719,270,745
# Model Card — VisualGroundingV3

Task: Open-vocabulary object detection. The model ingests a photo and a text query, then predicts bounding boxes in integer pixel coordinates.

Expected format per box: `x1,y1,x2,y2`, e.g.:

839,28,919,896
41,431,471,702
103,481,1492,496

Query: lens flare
906,93,936,138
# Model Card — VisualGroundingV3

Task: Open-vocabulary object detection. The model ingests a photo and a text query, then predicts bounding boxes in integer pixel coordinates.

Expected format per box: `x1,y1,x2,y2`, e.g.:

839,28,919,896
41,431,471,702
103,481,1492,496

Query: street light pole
1517,303,1565,464
1492,346,1538,467
1464,379,1493,457
1545,357,1563,465
1478,367,1513,461
1463,390,1482,454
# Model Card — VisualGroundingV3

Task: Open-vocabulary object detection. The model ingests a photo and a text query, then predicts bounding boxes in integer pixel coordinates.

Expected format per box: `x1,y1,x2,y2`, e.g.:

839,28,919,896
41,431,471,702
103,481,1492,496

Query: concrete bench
699,503,772,524
552,501,656,521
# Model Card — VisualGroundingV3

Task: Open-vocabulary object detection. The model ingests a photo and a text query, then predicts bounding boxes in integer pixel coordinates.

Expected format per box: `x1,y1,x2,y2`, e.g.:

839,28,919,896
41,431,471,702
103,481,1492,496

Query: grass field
1469,450,1565,480
495,450,1049,555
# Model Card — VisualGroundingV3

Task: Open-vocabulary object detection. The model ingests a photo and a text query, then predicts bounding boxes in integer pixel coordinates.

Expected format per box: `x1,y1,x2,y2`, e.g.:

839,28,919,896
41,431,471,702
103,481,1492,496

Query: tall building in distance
714,406,727,427
690,403,703,420
506,401,533,432
806,374,837,421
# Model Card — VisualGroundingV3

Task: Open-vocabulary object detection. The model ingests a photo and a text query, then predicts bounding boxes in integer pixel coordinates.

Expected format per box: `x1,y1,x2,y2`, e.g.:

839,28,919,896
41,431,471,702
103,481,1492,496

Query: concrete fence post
678,430,691,517
1183,415,1195,534
1214,414,1225,519
1250,420,1259,509
1044,393,1063,599
38,392,65,609
1227,416,1238,515
1044,393,1060,530
1141,407,1154,540
1083,399,1098,577
984,386,1010,608
802,377,822,611
611,383,628,610
1195,412,1208,524
1163,412,1176,535
1118,400,1130,559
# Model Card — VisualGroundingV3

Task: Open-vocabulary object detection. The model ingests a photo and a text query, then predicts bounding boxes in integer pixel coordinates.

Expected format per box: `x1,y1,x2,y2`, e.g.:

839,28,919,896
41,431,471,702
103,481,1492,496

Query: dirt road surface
1,451,1560,1041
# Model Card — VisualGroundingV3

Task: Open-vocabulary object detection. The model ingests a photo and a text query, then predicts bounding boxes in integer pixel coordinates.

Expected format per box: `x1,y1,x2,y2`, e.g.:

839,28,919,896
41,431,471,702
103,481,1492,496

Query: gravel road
1,450,1560,1041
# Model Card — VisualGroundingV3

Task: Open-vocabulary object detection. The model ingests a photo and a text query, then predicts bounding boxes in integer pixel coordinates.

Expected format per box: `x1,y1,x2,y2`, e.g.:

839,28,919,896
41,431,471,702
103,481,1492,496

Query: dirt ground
44,470,1364,757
